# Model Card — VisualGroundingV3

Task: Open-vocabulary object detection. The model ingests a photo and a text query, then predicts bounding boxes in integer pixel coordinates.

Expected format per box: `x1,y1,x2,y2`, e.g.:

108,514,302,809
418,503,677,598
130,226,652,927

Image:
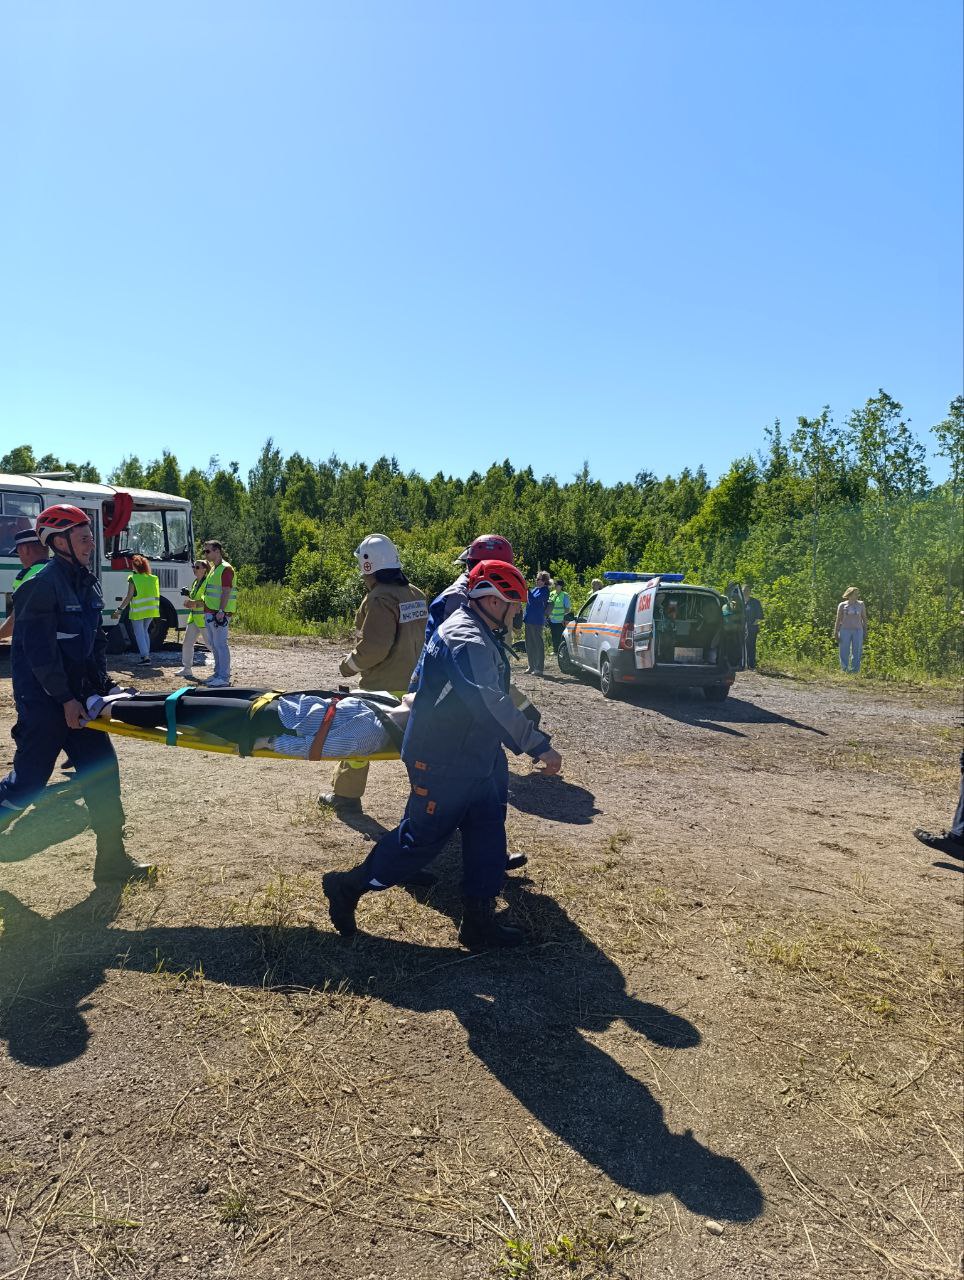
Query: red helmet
457,534,515,566
36,504,91,546
466,559,528,603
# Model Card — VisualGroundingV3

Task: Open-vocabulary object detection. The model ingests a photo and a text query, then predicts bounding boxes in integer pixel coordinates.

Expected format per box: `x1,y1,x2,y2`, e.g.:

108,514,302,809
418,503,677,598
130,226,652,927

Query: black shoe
93,852,156,886
458,897,526,951
323,868,369,937
914,828,964,859
506,852,528,872
318,793,363,814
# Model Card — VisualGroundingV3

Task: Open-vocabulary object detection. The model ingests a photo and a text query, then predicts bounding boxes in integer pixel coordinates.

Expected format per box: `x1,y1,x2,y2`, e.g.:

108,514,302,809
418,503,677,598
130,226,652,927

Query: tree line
3,389,961,678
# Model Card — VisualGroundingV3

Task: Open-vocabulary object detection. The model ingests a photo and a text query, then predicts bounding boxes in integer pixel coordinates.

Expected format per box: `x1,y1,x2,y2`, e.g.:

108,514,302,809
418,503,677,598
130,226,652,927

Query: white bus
0,473,196,652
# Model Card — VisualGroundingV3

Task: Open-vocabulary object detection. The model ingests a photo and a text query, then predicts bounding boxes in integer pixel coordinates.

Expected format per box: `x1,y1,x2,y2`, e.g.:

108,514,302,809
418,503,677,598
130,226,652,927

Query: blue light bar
603,571,685,583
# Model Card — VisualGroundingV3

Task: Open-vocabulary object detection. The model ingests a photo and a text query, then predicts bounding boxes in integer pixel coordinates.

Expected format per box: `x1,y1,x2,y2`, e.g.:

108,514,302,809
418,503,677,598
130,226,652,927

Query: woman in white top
834,587,867,673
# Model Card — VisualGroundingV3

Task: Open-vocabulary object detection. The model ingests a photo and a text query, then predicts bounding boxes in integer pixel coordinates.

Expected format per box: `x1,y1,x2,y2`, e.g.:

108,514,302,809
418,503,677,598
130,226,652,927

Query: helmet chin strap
53,531,87,569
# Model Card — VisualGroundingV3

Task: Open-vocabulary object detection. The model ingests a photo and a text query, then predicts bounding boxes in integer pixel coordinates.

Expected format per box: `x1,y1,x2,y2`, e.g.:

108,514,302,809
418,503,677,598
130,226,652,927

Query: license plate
674,647,703,664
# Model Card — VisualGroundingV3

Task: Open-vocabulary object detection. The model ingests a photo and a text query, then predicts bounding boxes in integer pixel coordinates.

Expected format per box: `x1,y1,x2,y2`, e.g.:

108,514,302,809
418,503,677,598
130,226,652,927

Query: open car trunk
650,588,744,671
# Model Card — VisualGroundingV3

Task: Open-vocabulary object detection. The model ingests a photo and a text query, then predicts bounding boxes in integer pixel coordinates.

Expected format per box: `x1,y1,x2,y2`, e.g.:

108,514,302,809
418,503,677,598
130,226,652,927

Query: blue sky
3,1,961,485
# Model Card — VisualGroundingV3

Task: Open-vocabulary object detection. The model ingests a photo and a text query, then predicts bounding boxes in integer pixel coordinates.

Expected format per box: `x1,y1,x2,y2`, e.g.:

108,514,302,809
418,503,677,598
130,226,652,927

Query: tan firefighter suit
330,580,429,799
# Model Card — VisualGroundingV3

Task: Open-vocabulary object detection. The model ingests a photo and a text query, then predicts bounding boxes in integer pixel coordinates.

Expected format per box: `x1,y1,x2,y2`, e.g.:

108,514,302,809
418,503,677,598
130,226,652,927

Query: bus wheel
149,600,176,650
105,623,129,655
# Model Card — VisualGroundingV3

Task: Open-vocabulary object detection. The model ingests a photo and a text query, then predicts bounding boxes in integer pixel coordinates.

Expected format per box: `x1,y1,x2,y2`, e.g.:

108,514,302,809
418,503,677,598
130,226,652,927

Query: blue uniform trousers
362,755,509,899
0,700,126,848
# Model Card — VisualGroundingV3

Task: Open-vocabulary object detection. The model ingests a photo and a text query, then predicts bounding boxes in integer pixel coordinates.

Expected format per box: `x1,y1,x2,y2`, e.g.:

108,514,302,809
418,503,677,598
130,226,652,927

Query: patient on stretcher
84,688,412,760
252,693,412,758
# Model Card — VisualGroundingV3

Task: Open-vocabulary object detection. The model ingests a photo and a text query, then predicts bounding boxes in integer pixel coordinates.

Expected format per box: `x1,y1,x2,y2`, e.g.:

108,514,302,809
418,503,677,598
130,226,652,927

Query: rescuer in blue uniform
0,505,155,886
324,560,562,951
419,534,534,878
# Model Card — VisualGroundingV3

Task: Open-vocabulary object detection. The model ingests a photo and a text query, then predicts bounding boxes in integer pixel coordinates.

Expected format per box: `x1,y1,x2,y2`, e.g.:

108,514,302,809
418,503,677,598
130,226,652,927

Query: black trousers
0,700,126,853
745,626,759,669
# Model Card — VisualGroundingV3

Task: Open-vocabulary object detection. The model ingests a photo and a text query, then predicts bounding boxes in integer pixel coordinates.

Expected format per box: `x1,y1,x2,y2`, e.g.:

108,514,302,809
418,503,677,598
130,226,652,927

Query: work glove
339,654,359,678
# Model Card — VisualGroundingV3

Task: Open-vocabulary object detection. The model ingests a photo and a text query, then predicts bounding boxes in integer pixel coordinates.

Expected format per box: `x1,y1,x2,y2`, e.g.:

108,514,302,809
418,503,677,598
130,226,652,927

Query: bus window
124,510,165,559
164,509,190,559
0,492,41,555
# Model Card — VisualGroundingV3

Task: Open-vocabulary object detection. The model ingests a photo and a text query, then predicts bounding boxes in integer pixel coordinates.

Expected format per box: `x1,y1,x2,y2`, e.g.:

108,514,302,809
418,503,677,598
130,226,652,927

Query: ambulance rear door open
632,576,660,670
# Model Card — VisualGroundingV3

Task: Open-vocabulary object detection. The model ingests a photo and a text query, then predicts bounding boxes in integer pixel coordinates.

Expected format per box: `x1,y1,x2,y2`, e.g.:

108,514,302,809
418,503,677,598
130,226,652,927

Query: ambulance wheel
703,681,731,701
599,655,621,700
557,640,576,676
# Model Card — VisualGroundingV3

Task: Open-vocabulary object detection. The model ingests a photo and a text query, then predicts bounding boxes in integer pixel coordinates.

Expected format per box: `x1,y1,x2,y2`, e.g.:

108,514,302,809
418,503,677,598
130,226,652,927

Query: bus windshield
119,508,191,561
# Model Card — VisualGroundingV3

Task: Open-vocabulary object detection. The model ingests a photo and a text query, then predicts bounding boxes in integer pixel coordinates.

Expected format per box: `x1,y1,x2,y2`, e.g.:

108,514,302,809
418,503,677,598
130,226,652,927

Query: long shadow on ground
0,841,763,1225
623,689,827,739
507,773,600,824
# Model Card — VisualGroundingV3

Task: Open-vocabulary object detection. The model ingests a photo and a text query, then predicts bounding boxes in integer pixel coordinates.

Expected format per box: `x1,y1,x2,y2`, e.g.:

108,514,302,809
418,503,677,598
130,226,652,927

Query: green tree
0,444,38,473
933,395,964,494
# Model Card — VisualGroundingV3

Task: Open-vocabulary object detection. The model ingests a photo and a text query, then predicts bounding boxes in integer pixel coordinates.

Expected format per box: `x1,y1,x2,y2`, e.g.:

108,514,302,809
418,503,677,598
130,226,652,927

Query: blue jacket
524,585,550,625
11,556,112,710
424,572,469,646
403,603,550,778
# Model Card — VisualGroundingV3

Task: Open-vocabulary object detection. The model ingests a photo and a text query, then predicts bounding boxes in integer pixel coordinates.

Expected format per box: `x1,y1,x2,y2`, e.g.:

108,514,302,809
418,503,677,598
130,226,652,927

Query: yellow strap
249,690,282,718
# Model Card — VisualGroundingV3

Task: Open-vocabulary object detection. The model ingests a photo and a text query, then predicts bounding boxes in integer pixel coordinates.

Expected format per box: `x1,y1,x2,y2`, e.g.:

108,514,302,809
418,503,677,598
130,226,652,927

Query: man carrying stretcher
323,560,562,951
0,505,154,886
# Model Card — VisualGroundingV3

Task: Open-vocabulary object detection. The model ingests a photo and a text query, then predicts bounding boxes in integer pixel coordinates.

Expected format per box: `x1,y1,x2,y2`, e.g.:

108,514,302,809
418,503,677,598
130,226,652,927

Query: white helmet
355,533,401,575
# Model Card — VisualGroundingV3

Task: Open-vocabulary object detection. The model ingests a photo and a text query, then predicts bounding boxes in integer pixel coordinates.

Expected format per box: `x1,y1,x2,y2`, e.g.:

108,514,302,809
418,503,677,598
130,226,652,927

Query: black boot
458,897,526,951
322,865,371,937
93,844,156,887
318,793,362,814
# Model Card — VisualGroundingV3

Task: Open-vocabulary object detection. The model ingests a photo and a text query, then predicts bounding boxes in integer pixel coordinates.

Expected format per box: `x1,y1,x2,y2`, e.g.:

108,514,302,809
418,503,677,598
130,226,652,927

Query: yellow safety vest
549,590,571,623
129,572,161,621
203,562,237,614
11,562,47,594
184,577,207,625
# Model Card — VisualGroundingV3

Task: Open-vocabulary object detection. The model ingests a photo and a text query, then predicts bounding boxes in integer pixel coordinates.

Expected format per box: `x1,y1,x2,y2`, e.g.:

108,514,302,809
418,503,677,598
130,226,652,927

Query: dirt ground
0,636,961,1280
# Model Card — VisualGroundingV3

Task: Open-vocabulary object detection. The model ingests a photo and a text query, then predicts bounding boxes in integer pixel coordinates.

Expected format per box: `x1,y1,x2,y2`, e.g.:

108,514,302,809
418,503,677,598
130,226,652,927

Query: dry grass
1,650,961,1279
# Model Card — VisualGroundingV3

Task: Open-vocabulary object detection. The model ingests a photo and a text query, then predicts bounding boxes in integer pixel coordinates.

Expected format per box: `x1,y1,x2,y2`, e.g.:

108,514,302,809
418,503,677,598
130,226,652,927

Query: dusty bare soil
0,637,961,1279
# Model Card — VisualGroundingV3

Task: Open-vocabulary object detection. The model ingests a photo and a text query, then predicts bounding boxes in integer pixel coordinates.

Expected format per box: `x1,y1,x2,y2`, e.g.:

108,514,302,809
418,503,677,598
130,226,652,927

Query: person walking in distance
524,571,551,675
319,534,427,815
323,560,562,950
112,554,160,665
176,558,211,678
0,528,50,642
200,541,237,688
0,505,154,885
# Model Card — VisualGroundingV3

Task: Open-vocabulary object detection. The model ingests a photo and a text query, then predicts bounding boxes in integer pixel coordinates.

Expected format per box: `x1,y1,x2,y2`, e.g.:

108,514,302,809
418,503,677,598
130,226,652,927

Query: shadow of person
0,885,123,1066
332,809,390,841
507,773,600,824
0,881,763,1223
0,783,92,864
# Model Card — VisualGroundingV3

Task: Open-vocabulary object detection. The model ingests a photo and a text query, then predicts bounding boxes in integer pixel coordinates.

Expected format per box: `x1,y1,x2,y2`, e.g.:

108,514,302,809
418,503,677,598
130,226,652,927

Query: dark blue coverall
0,555,128,869
363,602,551,898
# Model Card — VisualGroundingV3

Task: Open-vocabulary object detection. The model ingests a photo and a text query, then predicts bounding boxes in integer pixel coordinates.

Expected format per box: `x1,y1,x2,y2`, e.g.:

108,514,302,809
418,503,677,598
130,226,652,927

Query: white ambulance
0,473,195,652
